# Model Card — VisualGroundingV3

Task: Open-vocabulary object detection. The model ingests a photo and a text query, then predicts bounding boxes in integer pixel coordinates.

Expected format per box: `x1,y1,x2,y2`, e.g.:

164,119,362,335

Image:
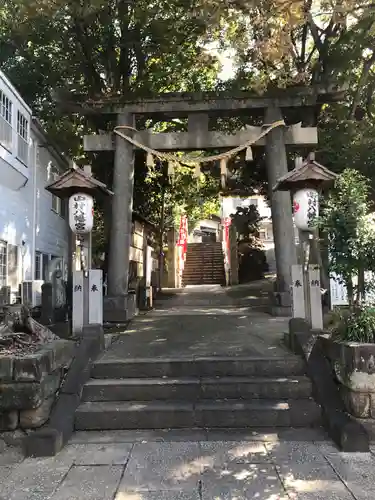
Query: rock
0,356,13,381
3,304,30,332
26,316,58,343
1,429,27,447
20,396,55,429
0,370,62,410
0,411,19,431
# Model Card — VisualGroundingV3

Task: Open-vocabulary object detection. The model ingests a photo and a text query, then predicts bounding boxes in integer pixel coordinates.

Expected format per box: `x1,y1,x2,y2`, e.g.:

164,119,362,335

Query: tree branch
349,51,375,119
72,16,104,95
117,0,133,93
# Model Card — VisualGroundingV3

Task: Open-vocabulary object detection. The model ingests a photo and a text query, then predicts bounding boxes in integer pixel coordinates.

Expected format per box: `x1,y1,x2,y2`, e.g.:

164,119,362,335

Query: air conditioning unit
21,280,44,306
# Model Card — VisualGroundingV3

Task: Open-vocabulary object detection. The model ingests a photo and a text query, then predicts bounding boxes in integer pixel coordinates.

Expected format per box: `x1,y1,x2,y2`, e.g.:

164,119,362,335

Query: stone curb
22,328,106,457
286,318,369,452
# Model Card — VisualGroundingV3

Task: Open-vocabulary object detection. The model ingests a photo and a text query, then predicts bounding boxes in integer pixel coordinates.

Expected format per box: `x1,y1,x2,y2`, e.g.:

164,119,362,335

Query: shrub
329,306,375,343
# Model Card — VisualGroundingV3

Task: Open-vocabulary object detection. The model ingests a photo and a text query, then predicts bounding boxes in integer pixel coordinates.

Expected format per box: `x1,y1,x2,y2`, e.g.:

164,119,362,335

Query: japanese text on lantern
307,191,318,228
73,195,86,233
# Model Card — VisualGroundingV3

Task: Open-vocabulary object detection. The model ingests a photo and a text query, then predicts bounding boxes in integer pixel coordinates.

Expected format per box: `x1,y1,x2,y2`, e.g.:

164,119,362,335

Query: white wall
188,218,220,243
0,70,69,303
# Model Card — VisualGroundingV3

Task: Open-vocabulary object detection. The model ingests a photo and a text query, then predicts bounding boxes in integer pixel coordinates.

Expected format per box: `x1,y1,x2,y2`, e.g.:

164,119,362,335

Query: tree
319,168,375,305
0,0,225,256
230,204,264,246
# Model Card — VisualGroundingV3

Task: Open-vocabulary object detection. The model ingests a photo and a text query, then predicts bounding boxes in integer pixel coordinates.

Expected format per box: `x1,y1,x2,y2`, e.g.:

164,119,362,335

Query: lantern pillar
106,112,135,321
265,106,297,295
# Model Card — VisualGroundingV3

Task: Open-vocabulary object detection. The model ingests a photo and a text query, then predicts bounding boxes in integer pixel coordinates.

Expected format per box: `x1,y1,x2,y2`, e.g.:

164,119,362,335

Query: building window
0,241,7,287
17,111,29,164
249,198,258,207
259,230,266,240
0,90,12,151
35,251,50,280
52,193,61,213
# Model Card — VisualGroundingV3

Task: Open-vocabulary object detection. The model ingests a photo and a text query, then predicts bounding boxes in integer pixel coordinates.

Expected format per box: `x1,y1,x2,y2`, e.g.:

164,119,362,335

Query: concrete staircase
75,356,321,430
183,242,225,286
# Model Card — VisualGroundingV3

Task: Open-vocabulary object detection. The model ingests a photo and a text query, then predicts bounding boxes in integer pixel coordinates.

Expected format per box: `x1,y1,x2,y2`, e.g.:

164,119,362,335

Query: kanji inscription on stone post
291,265,305,318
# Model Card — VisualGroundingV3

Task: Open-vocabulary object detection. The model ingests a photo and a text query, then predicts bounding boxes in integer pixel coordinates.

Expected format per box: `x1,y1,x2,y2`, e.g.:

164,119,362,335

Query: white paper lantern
69,193,94,233
293,188,319,231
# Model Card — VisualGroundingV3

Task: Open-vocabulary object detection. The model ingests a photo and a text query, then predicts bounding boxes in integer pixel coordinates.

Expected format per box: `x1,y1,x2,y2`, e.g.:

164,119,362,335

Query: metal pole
300,231,312,327
158,164,166,290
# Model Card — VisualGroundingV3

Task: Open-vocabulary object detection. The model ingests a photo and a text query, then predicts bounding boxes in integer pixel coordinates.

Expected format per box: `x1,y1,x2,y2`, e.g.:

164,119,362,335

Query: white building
0,70,69,305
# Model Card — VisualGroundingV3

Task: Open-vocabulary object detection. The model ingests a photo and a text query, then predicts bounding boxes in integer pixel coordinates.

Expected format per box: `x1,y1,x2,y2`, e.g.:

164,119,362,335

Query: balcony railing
0,115,12,151
17,135,28,165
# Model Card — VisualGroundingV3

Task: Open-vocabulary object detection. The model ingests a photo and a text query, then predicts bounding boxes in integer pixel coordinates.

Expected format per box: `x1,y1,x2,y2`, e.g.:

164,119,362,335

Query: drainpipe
31,138,38,305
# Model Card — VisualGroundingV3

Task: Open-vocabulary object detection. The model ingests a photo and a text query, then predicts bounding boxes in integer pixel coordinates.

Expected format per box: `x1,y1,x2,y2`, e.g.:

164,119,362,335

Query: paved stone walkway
1,428,375,499
1,283,372,499
101,283,291,360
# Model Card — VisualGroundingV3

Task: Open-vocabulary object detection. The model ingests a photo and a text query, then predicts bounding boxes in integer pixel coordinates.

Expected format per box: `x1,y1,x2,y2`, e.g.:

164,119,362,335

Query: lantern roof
45,166,113,199
273,153,338,192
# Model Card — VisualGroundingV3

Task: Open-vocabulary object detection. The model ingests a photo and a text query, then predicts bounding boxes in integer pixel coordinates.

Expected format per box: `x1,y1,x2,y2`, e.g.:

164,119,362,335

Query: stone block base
0,339,75,432
104,293,139,323
269,291,292,317
103,295,129,323
270,305,292,317
340,386,375,419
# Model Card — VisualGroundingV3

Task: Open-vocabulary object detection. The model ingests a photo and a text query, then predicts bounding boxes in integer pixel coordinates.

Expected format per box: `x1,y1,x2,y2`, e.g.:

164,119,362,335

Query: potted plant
319,169,375,419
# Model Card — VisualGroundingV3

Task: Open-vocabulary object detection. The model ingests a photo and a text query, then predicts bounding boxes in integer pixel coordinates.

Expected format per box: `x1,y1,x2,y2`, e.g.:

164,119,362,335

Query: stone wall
0,339,75,430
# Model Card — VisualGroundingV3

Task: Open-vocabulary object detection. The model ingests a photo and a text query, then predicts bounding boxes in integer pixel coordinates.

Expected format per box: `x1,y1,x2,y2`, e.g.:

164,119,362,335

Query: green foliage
330,306,375,343
230,205,264,247
319,168,375,304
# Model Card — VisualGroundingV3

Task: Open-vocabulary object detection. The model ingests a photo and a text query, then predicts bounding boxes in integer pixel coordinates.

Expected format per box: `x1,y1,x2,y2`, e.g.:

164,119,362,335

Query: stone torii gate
76,86,344,321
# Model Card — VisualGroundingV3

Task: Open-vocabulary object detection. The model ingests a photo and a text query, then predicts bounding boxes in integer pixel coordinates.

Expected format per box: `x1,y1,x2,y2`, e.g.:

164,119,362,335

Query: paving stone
201,463,288,499
322,446,375,500
0,465,13,483
50,465,123,500
0,457,72,500
265,441,328,464
70,429,207,444
0,445,24,465
199,441,270,467
114,491,200,500
60,443,133,465
277,462,354,500
120,441,203,491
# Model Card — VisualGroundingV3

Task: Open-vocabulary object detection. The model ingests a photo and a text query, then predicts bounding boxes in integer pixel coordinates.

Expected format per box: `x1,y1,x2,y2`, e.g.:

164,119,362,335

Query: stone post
229,224,239,285
265,106,297,295
167,228,177,288
40,283,54,325
106,112,135,321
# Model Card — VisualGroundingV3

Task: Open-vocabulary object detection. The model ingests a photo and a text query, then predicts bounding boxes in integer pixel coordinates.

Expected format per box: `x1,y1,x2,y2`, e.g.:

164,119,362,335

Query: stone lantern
273,153,337,328
46,165,113,335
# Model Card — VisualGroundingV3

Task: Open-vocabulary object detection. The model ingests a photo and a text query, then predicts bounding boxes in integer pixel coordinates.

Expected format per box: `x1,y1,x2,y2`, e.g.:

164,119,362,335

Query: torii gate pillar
265,106,297,311
105,112,135,322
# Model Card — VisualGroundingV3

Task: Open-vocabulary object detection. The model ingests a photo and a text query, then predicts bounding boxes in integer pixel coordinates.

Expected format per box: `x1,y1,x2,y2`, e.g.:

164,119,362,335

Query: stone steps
75,399,320,430
183,242,225,286
75,355,321,431
90,356,307,379
82,376,313,402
